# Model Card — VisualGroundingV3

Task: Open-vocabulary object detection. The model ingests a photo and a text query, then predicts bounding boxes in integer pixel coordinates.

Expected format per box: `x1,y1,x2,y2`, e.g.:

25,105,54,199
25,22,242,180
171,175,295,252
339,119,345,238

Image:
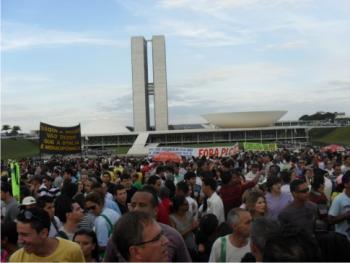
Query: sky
2,0,350,135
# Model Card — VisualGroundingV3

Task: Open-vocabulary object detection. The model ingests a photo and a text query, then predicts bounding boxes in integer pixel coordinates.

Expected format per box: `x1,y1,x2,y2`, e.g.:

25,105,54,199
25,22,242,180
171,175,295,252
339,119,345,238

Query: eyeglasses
132,231,164,246
296,188,309,193
86,205,96,210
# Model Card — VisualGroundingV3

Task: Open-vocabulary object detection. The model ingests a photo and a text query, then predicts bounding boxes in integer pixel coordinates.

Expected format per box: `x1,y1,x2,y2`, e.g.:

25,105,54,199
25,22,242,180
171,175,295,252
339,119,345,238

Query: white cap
21,196,36,206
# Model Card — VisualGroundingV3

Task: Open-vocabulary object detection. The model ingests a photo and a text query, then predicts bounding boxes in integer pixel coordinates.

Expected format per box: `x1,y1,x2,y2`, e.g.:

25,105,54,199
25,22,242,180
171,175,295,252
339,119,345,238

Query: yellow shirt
9,237,85,262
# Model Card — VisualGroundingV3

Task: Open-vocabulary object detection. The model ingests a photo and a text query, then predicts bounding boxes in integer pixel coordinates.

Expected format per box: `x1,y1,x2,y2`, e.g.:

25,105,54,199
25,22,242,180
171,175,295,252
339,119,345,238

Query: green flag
10,161,21,201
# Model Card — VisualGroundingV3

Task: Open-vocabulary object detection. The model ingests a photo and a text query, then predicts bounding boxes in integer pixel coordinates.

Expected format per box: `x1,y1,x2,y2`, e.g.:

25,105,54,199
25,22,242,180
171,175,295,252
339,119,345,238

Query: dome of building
201,111,287,128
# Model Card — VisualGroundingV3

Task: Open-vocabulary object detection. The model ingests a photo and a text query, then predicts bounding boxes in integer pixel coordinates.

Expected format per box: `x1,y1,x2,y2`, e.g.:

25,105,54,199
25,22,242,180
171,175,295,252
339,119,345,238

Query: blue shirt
95,207,120,247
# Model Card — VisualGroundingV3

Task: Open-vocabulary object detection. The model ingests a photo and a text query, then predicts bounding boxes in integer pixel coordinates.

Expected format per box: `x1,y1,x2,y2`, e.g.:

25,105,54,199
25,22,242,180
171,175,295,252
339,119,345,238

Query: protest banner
196,143,240,157
148,143,239,158
243,142,277,152
39,122,81,154
10,161,20,201
148,146,195,157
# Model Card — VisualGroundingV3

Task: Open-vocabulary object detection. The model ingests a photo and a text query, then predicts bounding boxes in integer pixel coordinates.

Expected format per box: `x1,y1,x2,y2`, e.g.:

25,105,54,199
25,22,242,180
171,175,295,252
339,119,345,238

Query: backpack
220,236,227,262
100,214,113,237
56,230,69,240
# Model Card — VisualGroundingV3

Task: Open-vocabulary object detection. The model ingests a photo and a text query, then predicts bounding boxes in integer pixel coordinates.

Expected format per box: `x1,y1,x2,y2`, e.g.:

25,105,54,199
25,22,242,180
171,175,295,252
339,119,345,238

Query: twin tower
131,35,168,132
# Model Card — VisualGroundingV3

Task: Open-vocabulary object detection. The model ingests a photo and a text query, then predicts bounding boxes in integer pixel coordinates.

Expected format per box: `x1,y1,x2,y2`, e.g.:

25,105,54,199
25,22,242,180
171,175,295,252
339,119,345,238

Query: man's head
36,195,55,219
113,211,168,262
175,181,189,197
130,187,159,218
342,170,350,191
184,171,196,186
262,227,321,261
202,176,217,197
266,175,282,193
147,175,162,194
290,179,309,202
250,217,281,262
227,208,252,239
344,155,350,166
16,207,51,254
1,181,12,201
84,178,98,194
63,168,74,181
114,184,127,204
120,173,133,190
310,173,325,192
55,195,84,223
101,172,111,184
85,191,105,216
42,175,53,189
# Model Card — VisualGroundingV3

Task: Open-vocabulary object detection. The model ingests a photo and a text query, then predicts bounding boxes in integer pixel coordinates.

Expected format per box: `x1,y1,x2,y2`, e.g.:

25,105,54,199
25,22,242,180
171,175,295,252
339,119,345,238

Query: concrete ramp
127,132,157,156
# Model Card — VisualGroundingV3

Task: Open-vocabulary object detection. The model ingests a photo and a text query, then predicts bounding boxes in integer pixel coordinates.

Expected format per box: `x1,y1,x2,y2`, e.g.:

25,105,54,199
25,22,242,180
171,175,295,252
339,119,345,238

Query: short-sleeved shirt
95,207,120,247
266,192,293,220
278,201,317,236
205,192,225,224
328,191,350,240
209,234,250,262
3,198,19,224
9,237,85,262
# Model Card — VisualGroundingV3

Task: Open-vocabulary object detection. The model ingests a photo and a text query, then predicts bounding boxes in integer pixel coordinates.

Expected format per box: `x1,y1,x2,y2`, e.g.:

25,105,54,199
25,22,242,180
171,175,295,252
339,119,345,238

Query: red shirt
219,181,256,216
157,199,171,225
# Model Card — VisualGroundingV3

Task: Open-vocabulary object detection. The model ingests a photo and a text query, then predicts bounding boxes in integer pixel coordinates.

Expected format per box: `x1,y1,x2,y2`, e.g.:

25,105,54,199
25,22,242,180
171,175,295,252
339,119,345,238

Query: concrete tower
131,35,169,132
131,36,150,132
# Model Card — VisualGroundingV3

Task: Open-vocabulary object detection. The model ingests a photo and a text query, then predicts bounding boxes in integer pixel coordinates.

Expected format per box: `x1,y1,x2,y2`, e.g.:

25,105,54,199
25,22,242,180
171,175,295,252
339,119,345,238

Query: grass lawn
309,126,350,146
1,138,40,160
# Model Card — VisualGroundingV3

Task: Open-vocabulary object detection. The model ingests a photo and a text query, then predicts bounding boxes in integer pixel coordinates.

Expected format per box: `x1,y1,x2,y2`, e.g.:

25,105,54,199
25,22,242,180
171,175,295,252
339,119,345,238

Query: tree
10,125,21,135
1,124,11,134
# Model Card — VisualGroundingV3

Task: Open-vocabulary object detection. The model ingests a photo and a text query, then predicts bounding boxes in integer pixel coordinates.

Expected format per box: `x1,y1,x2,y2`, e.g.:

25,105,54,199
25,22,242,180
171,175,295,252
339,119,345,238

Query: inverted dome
202,111,287,128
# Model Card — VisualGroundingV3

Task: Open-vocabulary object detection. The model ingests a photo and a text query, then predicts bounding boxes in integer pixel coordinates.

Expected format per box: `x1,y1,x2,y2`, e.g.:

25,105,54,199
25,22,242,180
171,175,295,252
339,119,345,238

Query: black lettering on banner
39,122,81,154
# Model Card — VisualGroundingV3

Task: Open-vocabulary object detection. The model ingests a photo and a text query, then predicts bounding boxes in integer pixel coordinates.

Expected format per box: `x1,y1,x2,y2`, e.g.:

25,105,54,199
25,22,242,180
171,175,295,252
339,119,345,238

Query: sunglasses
132,230,164,246
296,188,309,193
86,205,96,210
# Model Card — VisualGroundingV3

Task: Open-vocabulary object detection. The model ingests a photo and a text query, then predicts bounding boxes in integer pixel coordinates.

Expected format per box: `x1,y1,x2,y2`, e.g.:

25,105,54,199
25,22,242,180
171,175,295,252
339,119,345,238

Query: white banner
148,143,239,158
148,147,196,157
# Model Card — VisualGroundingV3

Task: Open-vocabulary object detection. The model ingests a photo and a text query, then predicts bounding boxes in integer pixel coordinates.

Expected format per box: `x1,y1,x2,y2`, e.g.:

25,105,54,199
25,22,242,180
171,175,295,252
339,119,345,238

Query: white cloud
258,40,308,51
1,22,126,51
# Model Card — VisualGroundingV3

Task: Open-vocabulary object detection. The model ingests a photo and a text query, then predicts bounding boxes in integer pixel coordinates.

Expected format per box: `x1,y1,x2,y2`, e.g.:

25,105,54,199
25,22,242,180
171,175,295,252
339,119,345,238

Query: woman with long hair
73,229,99,262
245,190,267,219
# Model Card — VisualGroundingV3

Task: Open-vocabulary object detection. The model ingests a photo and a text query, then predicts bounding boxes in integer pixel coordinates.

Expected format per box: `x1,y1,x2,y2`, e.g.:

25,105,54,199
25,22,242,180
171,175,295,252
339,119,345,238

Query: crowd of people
1,146,350,262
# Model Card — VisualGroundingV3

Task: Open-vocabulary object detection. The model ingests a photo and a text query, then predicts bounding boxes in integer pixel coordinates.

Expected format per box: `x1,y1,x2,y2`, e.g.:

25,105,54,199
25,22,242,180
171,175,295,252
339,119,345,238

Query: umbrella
153,152,182,163
321,144,345,153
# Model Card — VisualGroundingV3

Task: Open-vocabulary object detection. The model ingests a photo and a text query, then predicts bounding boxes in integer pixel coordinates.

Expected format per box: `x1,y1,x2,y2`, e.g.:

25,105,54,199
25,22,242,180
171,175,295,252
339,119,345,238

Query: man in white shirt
200,177,225,224
209,208,252,262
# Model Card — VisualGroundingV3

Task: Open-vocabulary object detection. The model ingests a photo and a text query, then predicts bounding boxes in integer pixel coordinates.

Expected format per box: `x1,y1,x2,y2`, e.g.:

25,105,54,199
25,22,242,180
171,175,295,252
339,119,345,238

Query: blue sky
2,0,350,134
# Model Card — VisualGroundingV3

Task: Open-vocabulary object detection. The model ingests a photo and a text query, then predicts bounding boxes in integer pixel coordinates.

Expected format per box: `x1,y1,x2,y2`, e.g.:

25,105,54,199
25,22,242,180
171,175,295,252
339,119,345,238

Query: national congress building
83,35,314,155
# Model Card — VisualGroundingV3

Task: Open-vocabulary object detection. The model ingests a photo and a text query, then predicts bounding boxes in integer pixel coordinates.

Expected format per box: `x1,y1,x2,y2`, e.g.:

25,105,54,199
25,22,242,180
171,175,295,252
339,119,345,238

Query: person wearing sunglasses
113,211,169,262
9,207,85,262
278,179,317,237
85,191,120,255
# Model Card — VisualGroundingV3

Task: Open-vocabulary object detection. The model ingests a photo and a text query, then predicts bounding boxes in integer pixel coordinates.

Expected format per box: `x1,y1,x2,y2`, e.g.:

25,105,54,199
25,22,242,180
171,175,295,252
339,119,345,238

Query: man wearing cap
10,207,84,262
21,196,37,209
